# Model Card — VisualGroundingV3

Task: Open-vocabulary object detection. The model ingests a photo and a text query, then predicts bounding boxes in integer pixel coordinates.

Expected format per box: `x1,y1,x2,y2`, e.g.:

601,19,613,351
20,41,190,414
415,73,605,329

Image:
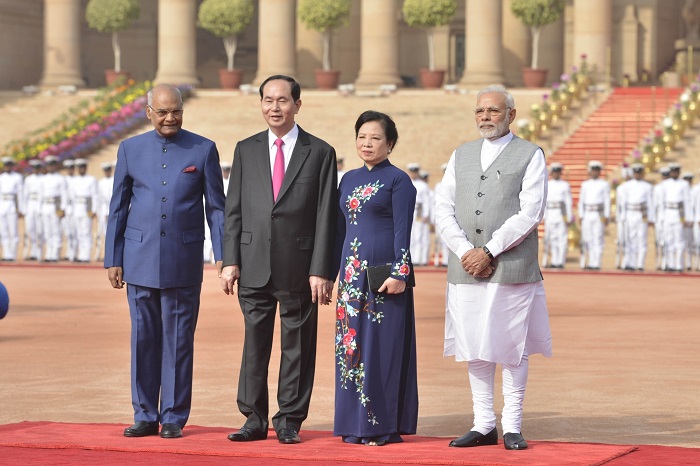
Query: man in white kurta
616,164,654,270
659,164,691,271
577,161,610,270
435,85,552,451
543,163,573,268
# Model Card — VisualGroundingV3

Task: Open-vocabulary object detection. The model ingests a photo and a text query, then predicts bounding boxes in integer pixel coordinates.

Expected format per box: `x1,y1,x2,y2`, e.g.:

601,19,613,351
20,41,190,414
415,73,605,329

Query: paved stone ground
0,264,698,448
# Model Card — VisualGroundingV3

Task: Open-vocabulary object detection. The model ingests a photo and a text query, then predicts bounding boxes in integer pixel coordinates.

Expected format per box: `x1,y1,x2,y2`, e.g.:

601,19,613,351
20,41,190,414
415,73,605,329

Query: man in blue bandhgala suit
104,83,226,439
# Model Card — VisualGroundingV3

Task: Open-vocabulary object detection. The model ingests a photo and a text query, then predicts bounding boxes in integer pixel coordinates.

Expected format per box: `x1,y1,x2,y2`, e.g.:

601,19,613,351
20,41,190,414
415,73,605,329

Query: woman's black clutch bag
366,263,416,292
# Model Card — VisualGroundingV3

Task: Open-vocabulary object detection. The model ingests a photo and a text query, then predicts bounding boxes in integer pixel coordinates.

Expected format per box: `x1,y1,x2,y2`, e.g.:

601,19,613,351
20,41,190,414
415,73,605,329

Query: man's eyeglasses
474,107,510,117
148,105,184,118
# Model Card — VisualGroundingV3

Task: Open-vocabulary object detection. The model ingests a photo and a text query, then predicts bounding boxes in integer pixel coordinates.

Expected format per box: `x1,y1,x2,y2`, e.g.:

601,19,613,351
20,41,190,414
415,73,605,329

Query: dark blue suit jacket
104,129,225,289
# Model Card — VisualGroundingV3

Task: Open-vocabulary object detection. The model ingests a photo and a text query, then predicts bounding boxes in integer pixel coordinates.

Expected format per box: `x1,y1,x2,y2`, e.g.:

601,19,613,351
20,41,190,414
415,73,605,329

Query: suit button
477,192,484,197
480,175,487,180
161,214,166,219
162,164,167,169
162,181,167,185
475,210,481,215
271,215,277,220
161,232,166,236
476,229,482,234
162,197,167,202
162,147,167,153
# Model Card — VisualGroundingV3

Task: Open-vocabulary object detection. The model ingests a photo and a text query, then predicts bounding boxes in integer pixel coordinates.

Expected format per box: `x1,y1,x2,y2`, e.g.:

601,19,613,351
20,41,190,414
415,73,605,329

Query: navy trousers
127,283,201,427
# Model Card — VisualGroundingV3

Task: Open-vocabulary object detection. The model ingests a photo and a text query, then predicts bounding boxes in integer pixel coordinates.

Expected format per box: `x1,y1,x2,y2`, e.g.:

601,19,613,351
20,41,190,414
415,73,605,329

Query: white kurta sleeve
434,150,473,260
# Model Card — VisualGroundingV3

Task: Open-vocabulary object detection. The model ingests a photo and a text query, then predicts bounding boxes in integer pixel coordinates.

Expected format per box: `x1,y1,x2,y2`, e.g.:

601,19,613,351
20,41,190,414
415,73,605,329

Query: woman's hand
378,277,406,294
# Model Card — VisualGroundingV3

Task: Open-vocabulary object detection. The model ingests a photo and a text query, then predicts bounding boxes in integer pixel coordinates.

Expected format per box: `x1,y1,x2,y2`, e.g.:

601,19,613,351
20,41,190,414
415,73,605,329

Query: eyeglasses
474,107,511,117
148,105,184,118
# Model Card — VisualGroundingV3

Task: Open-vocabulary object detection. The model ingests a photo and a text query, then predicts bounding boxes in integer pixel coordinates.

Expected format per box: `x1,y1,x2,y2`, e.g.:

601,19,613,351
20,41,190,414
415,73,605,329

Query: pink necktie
272,138,285,201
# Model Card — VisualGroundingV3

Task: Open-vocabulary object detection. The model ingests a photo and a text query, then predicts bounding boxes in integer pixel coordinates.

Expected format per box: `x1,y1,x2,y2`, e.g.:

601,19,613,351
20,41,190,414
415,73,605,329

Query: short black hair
259,75,301,101
354,110,399,149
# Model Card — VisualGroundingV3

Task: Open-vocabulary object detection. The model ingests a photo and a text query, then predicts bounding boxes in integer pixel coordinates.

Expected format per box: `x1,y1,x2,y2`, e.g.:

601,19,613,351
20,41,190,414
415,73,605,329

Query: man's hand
220,265,240,296
378,277,406,294
108,266,124,289
461,248,492,276
310,275,333,305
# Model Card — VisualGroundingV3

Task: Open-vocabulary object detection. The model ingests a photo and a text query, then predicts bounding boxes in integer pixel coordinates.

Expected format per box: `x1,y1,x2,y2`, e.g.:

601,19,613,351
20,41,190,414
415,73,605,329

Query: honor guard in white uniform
95,162,114,261
543,162,573,268
691,171,700,271
40,156,68,262
432,163,450,266
616,163,654,270
336,157,346,187
408,163,431,265
659,163,691,271
681,172,695,270
69,159,98,262
653,166,671,270
22,159,44,260
0,157,23,261
61,159,77,261
577,161,610,270
204,161,231,263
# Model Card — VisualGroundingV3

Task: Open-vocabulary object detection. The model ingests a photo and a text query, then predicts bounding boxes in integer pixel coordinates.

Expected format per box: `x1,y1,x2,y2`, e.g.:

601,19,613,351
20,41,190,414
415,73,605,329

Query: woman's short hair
354,110,399,148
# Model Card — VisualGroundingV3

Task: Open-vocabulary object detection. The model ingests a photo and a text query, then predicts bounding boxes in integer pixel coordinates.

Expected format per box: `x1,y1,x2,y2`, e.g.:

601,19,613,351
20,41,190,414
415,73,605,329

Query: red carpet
0,421,648,466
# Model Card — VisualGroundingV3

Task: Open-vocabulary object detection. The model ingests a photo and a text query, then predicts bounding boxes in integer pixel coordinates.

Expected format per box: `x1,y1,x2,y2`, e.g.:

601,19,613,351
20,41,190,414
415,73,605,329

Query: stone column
460,0,503,87
40,0,85,88
154,0,198,86
253,0,296,85
355,0,401,88
573,0,612,85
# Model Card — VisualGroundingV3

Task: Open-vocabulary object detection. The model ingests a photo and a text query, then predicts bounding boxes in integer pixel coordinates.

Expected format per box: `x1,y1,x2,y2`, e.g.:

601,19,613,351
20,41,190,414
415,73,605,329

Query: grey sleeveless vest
447,135,543,284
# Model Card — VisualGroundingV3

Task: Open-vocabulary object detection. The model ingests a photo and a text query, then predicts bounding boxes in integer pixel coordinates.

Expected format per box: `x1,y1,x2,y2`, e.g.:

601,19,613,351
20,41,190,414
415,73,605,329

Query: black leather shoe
227,427,267,442
277,428,301,444
449,428,498,447
123,421,159,437
160,423,182,438
503,432,528,450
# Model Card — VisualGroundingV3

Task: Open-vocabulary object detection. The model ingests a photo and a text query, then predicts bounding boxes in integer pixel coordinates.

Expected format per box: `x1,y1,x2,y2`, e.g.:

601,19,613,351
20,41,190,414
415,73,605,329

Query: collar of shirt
481,131,513,171
268,124,299,175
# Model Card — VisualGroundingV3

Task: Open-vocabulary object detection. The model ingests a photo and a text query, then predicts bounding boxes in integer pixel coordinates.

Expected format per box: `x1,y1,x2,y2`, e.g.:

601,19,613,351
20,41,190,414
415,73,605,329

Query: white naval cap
63,159,75,167
45,155,59,164
100,162,114,170
75,158,88,166
1,156,15,164
587,160,603,170
668,162,681,171
407,163,420,171
29,159,43,167
550,162,563,171
682,171,694,179
631,163,644,172
659,166,671,175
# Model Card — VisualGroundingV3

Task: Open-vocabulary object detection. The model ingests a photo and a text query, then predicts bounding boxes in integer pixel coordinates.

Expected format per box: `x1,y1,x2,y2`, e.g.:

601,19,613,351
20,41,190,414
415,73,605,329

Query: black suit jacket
223,126,337,291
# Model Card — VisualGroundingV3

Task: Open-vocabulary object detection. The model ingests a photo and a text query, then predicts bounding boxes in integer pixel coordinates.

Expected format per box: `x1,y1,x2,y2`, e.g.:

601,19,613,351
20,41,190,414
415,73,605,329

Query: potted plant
402,0,457,89
510,0,565,88
298,0,351,89
85,0,140,86
197,0,254,89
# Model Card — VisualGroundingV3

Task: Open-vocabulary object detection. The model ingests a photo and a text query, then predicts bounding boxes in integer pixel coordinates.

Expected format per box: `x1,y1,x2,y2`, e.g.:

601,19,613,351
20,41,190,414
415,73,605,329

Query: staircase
549,87,685,206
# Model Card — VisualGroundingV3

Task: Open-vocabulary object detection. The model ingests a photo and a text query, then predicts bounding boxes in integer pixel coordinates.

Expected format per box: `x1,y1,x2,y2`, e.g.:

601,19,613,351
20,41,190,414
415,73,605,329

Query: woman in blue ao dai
333,111,418,446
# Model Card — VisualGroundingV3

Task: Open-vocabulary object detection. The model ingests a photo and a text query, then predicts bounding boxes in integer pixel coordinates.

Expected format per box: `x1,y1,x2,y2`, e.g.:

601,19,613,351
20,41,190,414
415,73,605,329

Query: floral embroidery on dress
335,237,384,425
392,248,412,280
346,181,383,225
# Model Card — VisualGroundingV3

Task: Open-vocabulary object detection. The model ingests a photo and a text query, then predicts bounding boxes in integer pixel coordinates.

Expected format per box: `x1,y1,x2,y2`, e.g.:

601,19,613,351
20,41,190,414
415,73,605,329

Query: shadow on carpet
0,421,636,466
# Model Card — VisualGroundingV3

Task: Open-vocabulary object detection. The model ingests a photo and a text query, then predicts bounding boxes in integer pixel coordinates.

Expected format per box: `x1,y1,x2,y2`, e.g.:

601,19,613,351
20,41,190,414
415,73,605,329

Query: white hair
477,85,515,109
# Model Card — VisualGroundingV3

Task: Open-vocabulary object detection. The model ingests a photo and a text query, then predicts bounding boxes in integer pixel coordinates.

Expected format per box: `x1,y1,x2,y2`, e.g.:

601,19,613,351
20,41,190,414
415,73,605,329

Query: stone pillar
355,0,401,88
460,0,503,87
40,0,85,88
154,0,198,86
573,0,612,85
254,0,296,85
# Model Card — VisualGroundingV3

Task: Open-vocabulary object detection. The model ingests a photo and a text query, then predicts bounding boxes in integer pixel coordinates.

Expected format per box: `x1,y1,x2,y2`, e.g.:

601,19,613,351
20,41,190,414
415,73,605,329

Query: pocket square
183,166,197,173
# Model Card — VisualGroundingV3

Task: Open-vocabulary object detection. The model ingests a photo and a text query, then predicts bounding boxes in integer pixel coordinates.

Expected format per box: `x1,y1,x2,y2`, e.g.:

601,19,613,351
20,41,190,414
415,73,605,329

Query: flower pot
105,70,130,86
419,68,445,89
218,69,244,89
314,69,341,90
522,67,548,88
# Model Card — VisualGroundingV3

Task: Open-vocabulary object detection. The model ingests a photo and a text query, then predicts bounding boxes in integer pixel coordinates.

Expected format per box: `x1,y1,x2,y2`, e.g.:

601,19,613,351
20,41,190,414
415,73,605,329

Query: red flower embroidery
352,259,360,268
347,328,356,336
399,264,410,276
337,306,345,320
349,197,360,210
343,333,354,345
344,264,355,282
346,348,354,355
361,186,374,197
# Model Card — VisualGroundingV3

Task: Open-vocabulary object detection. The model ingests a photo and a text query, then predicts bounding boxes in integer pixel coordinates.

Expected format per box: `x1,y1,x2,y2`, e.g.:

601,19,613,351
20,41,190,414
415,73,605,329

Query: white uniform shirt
22,173,43,214
40,172,68,211
617,178,654,223
659,177,691,222
578,178,611,220
545,178,573,223
0,171,23,214
412,178,431,222
97,176,114,218
70,174,98,216
691,183,700,223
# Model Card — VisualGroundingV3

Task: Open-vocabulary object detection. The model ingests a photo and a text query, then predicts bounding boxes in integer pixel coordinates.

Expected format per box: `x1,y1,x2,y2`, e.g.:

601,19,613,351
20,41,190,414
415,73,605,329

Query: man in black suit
221,75,337,444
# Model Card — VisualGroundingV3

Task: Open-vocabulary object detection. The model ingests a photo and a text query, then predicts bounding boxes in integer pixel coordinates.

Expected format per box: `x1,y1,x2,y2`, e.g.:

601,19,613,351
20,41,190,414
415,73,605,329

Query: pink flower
361,186,374,197
352,259,360,268
349,197,360,209
399,264,410,276
343,333,354,346
344,264,355,282
346,348,354,355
